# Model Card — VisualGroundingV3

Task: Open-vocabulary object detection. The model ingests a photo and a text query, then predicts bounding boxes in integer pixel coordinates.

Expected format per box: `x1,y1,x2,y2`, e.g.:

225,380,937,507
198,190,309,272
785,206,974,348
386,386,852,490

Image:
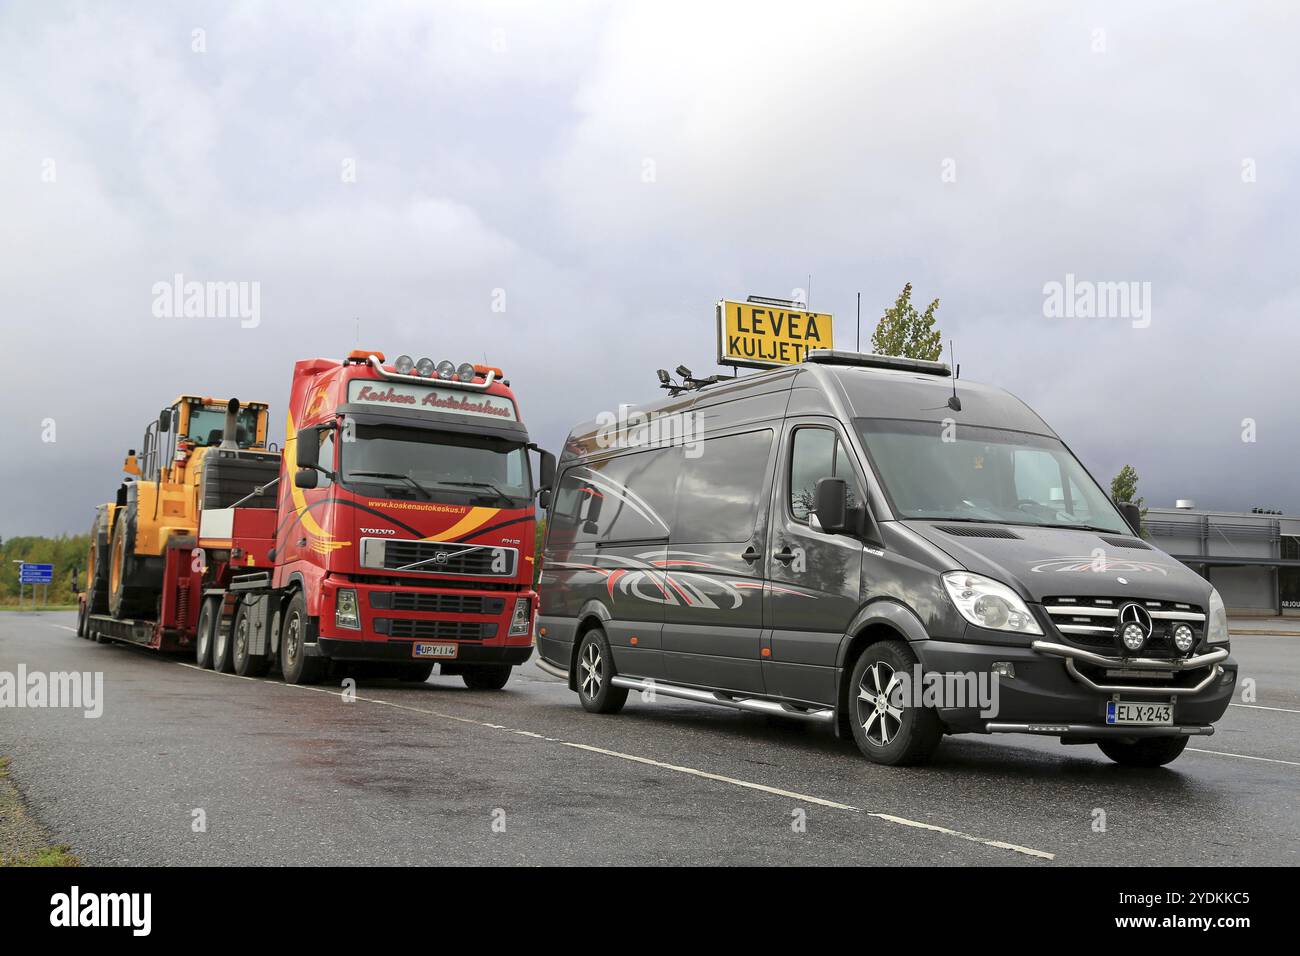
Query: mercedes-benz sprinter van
534,350,1236,766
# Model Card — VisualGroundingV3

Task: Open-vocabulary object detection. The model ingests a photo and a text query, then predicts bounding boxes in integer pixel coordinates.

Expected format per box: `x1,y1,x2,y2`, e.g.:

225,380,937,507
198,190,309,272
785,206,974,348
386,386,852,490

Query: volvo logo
1116,602,1153,652
431,551,451,565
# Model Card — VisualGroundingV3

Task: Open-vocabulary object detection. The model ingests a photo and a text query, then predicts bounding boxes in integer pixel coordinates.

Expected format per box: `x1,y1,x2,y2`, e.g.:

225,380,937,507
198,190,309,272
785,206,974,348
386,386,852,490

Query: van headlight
942,571,1042,635
1206,588,1230,644
509,597,531,637
335,588,361,630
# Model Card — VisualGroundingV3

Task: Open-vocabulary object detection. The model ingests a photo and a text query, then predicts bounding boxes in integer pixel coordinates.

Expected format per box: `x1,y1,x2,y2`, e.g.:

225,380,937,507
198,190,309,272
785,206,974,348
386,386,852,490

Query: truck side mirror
537,449,557,494
296,425,321,470
1117,500,1142,536
812,477,848,534
294,469,319,489
538,489,552,511
158,409,172,433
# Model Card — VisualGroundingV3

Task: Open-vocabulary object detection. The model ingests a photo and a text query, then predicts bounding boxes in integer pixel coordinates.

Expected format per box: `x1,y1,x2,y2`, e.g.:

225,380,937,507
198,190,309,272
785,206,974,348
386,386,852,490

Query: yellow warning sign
716,299,833,368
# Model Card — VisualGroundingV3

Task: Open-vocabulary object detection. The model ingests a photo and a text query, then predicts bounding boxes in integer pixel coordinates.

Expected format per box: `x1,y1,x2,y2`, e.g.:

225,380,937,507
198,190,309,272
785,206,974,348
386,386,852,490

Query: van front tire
848,640,943,766
1098,736,1188,767
576,629,628,714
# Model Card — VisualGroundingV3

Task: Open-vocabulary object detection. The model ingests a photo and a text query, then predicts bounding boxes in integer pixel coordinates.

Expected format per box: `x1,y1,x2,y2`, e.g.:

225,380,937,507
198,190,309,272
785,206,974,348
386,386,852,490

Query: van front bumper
912,638,1237,739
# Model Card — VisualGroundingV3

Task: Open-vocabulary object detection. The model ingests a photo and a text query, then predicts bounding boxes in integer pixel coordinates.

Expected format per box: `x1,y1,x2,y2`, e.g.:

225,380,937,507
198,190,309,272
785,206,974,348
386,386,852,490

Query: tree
871,283,942,360
1110,464,1143,508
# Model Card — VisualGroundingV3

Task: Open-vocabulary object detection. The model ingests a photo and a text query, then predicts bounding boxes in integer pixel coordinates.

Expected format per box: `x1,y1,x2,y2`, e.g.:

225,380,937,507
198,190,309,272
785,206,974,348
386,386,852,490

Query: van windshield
855,418,1129,533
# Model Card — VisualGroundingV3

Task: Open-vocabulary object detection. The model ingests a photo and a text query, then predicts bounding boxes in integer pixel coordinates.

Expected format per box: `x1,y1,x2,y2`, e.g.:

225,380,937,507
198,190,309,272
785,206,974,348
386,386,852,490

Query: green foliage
871,283,943,361
533,516,547,587
1110,464,1143,508
0,535,90,606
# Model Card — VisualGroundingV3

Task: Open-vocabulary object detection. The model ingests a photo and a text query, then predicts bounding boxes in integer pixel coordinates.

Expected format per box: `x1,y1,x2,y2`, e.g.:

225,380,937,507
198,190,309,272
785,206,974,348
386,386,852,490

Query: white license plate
412,643,458,659
1106,700,1173,726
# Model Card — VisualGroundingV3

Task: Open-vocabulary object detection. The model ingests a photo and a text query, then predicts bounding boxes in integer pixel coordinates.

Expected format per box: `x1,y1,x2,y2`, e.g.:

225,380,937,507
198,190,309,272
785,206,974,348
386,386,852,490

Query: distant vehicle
535,350,1236,766
81,349,555,690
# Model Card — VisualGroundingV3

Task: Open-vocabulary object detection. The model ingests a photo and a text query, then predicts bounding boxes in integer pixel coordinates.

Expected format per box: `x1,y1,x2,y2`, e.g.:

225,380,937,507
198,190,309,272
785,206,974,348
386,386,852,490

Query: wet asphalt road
1,611,1296,866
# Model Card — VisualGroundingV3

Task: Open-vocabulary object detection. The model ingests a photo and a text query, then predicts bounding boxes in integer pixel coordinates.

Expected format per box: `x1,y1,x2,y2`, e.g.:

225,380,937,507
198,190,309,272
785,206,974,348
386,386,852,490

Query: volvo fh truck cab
536,350,1236,766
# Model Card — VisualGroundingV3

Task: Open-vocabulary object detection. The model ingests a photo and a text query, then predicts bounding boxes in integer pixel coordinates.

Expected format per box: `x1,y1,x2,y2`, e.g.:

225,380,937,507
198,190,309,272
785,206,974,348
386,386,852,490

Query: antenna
946,340,962,411
856,292,861,352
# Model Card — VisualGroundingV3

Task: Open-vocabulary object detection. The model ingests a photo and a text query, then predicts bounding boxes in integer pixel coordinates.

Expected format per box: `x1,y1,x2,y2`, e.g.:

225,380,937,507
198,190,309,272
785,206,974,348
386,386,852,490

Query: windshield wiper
348,470,433,500
435,480,515,504
1036,522,1125,534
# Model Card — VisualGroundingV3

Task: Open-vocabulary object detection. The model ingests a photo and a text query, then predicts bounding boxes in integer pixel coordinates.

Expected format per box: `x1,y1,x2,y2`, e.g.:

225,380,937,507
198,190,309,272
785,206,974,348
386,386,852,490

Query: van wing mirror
296,425,321,470
1117,500,1142,536
581,487,603,534
294,469,319,490
812,477,849,533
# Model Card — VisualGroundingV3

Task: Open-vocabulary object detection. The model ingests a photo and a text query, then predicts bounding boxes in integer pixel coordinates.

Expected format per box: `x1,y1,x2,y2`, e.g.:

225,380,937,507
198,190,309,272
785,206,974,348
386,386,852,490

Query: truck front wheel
461,665,512,690
279,592,324,685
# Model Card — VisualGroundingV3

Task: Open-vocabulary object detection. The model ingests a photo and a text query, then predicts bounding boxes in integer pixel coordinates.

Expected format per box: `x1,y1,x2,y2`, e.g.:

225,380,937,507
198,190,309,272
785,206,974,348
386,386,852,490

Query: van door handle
773,547,797,564
741,546,760,563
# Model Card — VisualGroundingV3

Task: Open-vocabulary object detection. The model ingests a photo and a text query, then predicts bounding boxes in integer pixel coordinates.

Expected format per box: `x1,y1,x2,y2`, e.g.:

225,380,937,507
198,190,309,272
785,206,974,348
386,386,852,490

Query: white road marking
51,625,79,633
1188,748,1300,767
1229,702,1300,715
173,660,1056,861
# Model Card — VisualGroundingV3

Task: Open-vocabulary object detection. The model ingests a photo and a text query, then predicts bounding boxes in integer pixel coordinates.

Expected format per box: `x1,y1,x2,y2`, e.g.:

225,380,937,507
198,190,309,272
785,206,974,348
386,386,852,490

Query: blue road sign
19,563,53,584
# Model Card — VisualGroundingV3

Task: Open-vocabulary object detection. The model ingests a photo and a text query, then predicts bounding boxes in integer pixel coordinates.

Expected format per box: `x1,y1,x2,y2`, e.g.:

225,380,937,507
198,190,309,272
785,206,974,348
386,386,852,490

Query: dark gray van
534,351,1236,766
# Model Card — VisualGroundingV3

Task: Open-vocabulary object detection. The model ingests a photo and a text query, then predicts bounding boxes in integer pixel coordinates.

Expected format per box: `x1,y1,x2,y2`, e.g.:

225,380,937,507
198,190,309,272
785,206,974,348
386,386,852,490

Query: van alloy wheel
580,643,603,698
858,661,904,746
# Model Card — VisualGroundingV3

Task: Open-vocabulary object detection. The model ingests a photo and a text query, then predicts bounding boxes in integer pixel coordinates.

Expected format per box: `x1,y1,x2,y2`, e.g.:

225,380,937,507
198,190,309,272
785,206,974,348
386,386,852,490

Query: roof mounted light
347,349,385,364
456,362,475,383
366,355,497,391
415,357,435,378
805,349,951,377
436,360,456,381
394,354,414,375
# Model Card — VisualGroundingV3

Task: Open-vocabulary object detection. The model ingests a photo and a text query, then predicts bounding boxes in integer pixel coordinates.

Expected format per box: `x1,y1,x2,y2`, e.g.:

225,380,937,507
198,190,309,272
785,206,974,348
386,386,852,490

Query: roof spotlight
436,360,456,380
675,364,693,380
657,369,671,384
415,357,435,378
1172,623,1196,654
457,362,476,383
394,354,414,375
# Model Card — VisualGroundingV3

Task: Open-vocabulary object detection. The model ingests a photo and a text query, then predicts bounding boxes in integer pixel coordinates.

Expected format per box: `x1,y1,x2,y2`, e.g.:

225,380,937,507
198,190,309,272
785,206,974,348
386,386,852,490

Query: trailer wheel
212,603,235,673
195,597,219,669
232,599,270,677
461,665,512,690
279,591,324,685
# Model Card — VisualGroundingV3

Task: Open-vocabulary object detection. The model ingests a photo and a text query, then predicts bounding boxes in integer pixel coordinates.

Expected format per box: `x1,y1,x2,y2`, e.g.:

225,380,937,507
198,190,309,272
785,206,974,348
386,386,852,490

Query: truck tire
575,628,628,714
76,598,88,637
212,603,235,673
232,599,270,677
108,493,161,620
462,665,512,690
87,508,112,615
1098,736,1188,767
848,639,944,766
195,597,219,669
279,591,324,685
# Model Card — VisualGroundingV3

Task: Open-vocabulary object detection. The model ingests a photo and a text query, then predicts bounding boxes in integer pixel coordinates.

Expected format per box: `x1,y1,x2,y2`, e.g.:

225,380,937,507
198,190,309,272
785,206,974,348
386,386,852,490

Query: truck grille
370,592,504,615
1044,596,1206,656
361,538,518,577
375,619,499,641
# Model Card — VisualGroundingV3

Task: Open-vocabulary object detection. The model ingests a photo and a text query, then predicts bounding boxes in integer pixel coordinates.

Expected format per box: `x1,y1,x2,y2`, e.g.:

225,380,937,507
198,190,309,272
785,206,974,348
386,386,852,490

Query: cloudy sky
1,0,1297,539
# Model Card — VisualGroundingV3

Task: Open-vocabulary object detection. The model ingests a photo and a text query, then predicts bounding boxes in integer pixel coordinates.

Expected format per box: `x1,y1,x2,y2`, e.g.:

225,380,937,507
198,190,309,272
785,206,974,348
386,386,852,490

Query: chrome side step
609,676,835,723
986,722,1215,738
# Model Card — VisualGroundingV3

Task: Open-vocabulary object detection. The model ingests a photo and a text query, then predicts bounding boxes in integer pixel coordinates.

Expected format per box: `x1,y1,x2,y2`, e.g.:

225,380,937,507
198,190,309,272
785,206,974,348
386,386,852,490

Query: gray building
1145,503,1300,616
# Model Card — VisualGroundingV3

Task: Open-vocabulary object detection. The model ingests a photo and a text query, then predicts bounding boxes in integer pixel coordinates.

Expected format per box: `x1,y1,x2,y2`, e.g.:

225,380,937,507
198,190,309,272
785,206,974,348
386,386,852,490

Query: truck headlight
941,571,1043,635
509,597,531,636
1206,588,1230,644
335,588,361,630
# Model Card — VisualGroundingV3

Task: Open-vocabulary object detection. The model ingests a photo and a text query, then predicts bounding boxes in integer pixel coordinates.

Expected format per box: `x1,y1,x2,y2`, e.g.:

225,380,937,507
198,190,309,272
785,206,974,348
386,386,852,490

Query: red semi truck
85,349,555,689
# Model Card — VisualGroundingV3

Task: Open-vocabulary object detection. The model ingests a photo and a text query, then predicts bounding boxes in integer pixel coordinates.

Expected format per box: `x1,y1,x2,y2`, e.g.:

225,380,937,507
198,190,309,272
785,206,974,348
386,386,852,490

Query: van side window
789,427,860,523
672,430,773,544
552,448,677,544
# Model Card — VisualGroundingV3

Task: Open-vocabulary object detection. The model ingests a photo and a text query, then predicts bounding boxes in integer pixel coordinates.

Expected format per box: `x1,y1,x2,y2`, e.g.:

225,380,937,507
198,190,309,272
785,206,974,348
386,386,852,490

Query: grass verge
0,756,81,867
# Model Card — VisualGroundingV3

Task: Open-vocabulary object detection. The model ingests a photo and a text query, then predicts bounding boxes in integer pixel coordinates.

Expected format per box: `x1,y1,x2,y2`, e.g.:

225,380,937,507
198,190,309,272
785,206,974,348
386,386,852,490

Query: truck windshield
855,418,1129,533
339,423,532,506
185,406,259,448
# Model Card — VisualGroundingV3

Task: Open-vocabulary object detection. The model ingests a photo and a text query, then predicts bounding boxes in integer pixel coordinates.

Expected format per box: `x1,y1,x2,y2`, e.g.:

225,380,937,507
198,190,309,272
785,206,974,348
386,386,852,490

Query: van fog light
335,589,361,630
991,662,1015,679
1172,623,1195,654
1121,622,1146,652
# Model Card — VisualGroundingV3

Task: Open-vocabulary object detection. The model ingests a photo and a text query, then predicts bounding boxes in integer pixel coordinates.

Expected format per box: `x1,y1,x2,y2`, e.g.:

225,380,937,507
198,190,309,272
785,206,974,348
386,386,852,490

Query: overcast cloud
1,0,1297,538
